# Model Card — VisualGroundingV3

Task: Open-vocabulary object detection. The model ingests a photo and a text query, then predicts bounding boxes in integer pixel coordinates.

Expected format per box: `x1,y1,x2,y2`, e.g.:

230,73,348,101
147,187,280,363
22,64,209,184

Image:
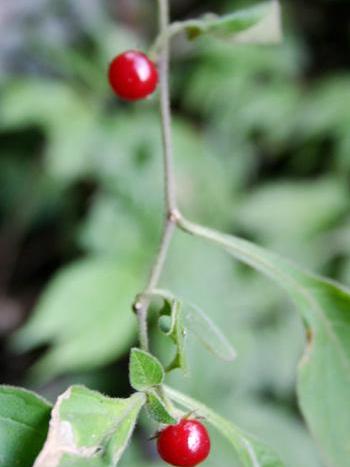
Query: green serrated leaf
169,1,281,45
0,385,51,467
11,258,139,381
129,348,165,391
159,299,187,373
178,217,350,467
34,386,145,467
146,390,177,425
165,386,284,467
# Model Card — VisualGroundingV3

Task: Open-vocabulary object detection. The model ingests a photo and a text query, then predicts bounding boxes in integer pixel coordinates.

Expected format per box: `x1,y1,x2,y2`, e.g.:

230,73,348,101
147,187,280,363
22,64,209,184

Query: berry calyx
157,418,211,467
108,50,158,101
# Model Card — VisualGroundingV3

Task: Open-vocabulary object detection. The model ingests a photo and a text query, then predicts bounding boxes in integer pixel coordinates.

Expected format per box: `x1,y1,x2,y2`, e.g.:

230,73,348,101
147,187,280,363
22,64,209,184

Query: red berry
108,50,158,101
157,418,211,467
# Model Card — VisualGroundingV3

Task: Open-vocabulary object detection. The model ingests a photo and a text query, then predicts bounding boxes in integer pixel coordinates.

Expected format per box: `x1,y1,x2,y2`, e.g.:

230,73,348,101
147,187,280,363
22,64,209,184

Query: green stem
150,19,203,56
134,0,178,352
134,220,175,351
158,0,177,212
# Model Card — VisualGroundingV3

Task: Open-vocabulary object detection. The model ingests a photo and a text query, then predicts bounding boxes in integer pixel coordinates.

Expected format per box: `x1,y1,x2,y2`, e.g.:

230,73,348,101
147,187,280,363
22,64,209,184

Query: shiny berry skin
157,419,211,467
108,50,158,101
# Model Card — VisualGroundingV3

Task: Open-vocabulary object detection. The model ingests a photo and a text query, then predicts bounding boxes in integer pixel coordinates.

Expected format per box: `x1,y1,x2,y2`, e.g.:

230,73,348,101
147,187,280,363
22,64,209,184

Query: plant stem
134,0,178,352
158,0,177,212
134,220,175,351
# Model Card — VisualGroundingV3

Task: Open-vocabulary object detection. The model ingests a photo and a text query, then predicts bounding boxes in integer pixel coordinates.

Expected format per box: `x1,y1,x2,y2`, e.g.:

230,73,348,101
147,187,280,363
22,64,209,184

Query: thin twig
134,219,175,351
158,0,177,212
134,0,178,352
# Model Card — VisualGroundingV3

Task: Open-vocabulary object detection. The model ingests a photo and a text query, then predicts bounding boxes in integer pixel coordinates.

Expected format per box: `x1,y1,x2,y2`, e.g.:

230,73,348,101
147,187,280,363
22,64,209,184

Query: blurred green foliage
1,0,349,466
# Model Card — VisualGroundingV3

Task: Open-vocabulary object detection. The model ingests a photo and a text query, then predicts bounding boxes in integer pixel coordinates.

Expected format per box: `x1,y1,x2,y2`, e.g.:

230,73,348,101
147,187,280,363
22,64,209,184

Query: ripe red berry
108,50,158,101
157,418,211,467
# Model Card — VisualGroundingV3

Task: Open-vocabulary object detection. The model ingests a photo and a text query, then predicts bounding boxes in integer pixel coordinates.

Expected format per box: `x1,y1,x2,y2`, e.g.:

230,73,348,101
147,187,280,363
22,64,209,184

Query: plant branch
158,0,177,213
134,220,175,351
134,0,178,351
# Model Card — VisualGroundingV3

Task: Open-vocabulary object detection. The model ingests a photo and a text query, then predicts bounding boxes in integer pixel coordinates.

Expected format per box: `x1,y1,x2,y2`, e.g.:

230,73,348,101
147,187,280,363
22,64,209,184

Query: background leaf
165,386,284,467
34,386,145,467
0,386,51,467
1,80,96,183
11,259,140,380
129,348,164,391
236,178,348,245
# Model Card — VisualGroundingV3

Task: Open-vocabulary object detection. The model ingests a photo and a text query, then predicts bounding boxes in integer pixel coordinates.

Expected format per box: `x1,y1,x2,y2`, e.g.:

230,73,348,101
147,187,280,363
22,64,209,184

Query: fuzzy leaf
34,386,145,467
129,348,165,391
146,390,177,425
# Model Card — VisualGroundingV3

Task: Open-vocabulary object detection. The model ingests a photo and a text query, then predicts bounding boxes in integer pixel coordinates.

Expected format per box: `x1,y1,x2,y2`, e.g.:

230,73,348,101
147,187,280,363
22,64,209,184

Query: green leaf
34,386,145,467
129,348,165,391
146,390,177,425
178,217,350,467
159,298,187,372
237,178,347,243
155,289,236,363
165,386,284,467
2,79,96,183
183,300,236,362
169,1,281,44
0,385,51,467
11,258,139,381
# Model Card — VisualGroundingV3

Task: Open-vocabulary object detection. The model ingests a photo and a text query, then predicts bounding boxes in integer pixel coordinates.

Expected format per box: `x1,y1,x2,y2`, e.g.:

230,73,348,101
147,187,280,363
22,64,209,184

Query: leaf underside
179,218,350,467
146,390,177,425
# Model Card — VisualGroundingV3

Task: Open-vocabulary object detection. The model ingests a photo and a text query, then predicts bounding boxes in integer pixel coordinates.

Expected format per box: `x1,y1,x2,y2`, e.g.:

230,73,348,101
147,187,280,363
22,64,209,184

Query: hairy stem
134,0,177,352
134,220,175,351
158,0,177,212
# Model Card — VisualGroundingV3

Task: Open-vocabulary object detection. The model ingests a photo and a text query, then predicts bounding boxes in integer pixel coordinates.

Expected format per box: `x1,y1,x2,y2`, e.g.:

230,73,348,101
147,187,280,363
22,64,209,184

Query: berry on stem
157,418,211,466
108,50,158,101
